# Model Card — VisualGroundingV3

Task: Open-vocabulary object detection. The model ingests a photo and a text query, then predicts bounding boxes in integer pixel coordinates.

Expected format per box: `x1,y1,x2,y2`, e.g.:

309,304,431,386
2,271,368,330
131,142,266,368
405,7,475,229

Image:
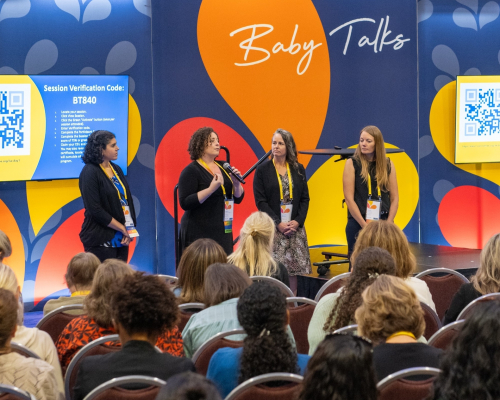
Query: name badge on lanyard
123,205,139,237
280,202,293,223
224,198,234,233
366,173,381,223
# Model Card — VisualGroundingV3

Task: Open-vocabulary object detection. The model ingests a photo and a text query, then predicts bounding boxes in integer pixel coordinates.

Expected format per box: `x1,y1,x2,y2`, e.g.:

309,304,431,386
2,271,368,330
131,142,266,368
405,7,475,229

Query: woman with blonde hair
443,232,500,324
356,275,442,381
350,220,436,310
0,229,12,264
228,211,289,286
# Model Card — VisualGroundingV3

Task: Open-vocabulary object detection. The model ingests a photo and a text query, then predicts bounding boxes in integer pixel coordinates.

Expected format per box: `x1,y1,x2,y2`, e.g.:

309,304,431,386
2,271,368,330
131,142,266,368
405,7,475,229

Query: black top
253,159,309,226
373,342,442,382
179,161,244,255
79,162,136,247
273,261,290,287
72,340,195,400
443,282,481,325
349,157,391,220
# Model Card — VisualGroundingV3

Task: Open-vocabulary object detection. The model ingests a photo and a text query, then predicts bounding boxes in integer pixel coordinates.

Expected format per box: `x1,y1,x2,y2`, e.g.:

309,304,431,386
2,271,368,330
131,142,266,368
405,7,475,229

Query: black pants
84,246,128,263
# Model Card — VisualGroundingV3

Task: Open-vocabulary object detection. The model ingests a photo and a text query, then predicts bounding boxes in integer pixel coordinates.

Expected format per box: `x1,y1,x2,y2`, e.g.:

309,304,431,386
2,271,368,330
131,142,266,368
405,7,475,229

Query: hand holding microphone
223,162,246,184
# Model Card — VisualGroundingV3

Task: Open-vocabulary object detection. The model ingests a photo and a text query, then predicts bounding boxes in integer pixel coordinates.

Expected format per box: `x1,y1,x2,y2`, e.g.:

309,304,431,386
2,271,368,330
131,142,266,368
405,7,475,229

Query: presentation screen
456,75,500,164
0,75,128,182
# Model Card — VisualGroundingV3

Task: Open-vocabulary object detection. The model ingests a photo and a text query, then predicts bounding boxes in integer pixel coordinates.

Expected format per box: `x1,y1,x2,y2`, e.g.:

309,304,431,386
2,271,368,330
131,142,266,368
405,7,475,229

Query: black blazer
253,159,309,227
79,162,137,247
72,340,195,400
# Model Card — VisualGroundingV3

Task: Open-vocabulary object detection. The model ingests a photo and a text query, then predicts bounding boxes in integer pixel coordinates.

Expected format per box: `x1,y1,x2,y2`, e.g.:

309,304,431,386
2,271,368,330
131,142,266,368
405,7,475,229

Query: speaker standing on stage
79,130,138,263
178,127,244,256
343,125,399,258
253,128,312,287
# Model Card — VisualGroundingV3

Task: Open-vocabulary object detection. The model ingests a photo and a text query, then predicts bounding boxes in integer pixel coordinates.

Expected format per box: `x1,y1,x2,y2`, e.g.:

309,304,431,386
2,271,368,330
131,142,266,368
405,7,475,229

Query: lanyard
100,164,127,201
386,331,416,341
197,159,234,197
367,172,381,199
71,290,90,297
273,159,293,202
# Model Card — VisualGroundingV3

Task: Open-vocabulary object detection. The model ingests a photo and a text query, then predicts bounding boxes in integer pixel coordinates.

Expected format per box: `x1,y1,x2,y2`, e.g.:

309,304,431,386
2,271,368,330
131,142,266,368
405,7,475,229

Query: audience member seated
155,371,222,400
356,275,442,381
351,220,436,310
0,288,62,400
57,259,184,369
429,300,500,399
43,252,100,315
182,263,251,357
72,272,195,400
307,247,396,355
174,239,227,303
228,211,290,286
298,334,377,400
0,262,64,393
443,232,500,325
207,281,310,398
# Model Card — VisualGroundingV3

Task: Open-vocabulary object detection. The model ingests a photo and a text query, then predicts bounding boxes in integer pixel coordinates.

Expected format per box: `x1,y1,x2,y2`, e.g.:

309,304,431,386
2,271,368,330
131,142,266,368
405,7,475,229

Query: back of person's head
0,230,12,262
155,371,222,400
351,221,416,278
228,211,277,277
237,281,298,383
356,275,424,344
65,252,100,291
298,334,377,400
471,233,500,295
203,263,251,307
324,247,397,332
177,239,227,304
84,259,134,327
0,263,19,295
430,300,500,400
0,288,18,348
110,272,178,340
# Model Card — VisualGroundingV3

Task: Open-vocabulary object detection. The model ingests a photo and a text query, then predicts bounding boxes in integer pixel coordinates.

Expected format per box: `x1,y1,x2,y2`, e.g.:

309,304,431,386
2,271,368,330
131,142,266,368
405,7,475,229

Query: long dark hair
298,334,377,400
429,300,500,400
81,130,115,164
271,128,303,176
324,247,396,332
237,282,298,383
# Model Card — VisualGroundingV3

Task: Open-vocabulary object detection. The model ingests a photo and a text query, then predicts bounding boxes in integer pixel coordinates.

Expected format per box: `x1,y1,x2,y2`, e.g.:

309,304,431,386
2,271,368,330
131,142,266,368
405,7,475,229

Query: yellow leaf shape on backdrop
0,200,25,289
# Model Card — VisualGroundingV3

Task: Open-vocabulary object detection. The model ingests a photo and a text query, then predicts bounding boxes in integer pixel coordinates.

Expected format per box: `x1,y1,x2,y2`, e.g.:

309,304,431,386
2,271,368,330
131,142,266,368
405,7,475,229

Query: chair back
314,272,351,302
192,329,245,376
420,302,442,339
415,268,469,320
36,304,84,343
178,302,205,332
82,375,166,400
157,274,178,286
428,320,464,351
286,297,317,354
65,335,121,400
249,276,294,297
225,372,303,400
10,342,40,359
377,367,441,400
0,384,35,400
457,293,500,320
332,324,358,335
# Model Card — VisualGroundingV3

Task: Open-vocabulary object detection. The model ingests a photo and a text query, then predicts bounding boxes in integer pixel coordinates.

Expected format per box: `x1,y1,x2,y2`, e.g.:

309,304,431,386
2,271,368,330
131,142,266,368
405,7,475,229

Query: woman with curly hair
72,272,195,400
429,300,500,400
307,246,396,354
206,281,309,397
178,127,244,255
79,130,137,262
356,275,442,381
443,232,500,324
298,334,377,400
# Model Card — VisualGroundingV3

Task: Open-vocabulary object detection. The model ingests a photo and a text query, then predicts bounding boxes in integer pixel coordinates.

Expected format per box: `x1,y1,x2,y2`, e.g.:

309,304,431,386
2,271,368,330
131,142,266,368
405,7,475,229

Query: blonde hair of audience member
356,275,425,344
84,259,134,328
65,252,100,292
176,238,227,304
203,263,252,307
227,211,277,278
471,233,500,295
0,263,18,297
351,220,416,278
0,230,12,264
0,288,17,350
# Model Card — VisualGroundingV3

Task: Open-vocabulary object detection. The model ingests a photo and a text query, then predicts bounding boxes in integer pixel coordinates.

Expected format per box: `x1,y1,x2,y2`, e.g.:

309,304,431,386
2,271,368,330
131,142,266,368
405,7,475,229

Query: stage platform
297,243,480,299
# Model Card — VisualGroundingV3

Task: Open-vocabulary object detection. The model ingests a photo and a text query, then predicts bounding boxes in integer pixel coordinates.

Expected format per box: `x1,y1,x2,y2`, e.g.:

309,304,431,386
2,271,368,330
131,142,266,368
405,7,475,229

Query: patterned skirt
273,226,312,276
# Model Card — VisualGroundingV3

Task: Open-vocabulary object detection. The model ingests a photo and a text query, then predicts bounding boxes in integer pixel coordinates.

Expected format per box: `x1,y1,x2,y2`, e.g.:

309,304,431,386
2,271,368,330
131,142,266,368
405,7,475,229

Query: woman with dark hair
79,130,137,262
206,281,309,398
178,127,244,255
298,334,377,400
155,371,222,400
253,128,311,291
307,246,397,354
430,300,500,399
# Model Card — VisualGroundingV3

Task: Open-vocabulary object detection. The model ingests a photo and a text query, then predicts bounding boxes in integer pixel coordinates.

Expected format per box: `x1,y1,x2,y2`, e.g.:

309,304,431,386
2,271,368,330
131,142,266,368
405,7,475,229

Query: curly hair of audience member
156,371,222,400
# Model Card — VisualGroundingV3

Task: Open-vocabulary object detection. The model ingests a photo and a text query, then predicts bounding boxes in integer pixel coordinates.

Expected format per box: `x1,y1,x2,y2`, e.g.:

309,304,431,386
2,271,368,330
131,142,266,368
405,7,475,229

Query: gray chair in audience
286,297,317,354
457,292,500,320
178,302,205,332
249,276,294,298
377,367,441,400
428,319,464,351
82,375,166,400
314,272,351,302
36,304,84,343
157,274,178,286
420,301,442,339
225,372,303,400
10,342,40,359
0,384,36,400
332,324,358,335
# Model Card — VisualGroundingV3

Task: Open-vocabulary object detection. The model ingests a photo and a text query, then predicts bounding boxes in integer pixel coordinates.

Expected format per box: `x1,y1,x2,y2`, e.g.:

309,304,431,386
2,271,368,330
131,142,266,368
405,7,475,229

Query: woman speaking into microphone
178,127,244,256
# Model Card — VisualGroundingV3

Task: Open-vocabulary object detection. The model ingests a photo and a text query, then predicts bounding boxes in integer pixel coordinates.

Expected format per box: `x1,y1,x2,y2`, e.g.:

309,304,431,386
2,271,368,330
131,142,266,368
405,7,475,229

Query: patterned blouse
56,315,184,369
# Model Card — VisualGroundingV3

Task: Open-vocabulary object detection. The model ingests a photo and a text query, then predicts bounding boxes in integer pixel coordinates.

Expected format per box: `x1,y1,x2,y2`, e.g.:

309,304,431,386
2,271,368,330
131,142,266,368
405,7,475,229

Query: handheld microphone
223,162,246,184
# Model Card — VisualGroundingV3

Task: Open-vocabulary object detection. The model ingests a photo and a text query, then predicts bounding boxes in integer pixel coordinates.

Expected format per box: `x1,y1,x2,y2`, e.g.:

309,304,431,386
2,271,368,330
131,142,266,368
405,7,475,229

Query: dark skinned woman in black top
79,130,137,262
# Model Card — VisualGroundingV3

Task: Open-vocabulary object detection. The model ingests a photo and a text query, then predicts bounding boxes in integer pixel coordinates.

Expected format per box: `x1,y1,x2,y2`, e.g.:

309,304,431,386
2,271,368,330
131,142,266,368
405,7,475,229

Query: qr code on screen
463,88,500,138
0,84,31,156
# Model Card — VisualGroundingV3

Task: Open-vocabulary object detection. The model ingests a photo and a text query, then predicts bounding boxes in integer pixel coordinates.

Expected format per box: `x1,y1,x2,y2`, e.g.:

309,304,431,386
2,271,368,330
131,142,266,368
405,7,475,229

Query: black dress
178,161,244,255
